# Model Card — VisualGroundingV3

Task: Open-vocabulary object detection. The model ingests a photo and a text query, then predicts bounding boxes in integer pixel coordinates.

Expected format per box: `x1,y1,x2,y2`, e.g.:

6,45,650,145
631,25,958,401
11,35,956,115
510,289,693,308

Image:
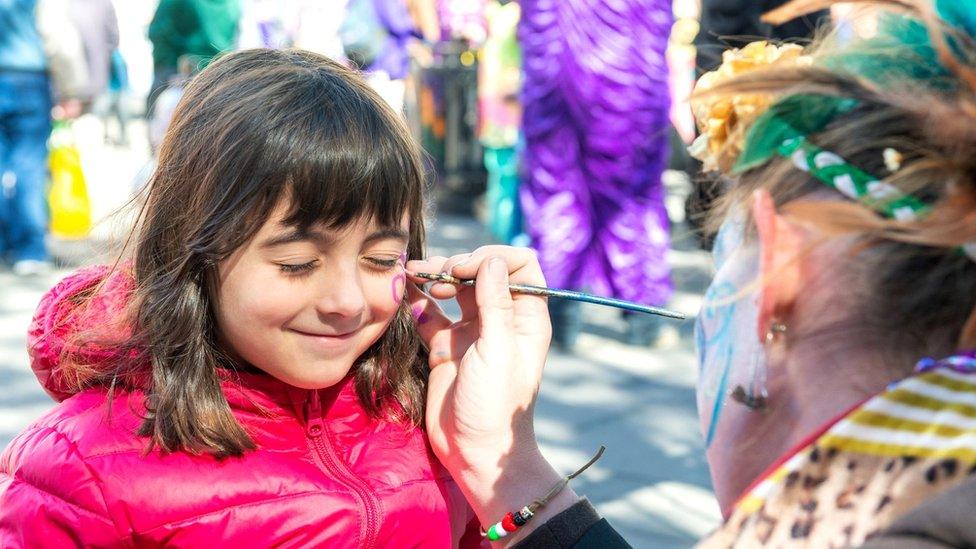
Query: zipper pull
305,389,324,438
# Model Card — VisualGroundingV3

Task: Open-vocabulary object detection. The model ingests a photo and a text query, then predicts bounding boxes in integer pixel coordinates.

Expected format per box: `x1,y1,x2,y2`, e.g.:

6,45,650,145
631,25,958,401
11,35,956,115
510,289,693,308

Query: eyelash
365,257,401,271
277,257,401,276
278,261,318,275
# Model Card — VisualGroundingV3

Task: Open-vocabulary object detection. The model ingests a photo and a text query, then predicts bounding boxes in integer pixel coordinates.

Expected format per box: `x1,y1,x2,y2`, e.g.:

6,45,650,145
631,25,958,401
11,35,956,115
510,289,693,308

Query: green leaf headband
730,93,976,260
732,93,929,221
777,136,929,221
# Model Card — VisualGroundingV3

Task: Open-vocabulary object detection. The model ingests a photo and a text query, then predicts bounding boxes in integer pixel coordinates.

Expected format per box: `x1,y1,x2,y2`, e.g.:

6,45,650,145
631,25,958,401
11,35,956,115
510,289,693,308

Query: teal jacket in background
0,0,47,72
148,0,240,72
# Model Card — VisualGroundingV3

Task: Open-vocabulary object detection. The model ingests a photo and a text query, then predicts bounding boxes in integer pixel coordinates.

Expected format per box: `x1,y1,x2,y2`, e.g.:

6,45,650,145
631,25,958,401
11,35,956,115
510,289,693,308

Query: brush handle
413,272,685,320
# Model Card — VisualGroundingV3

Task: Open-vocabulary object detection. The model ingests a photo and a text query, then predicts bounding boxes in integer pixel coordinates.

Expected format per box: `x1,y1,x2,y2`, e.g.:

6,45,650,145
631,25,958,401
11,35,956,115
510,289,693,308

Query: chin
276,361,355,390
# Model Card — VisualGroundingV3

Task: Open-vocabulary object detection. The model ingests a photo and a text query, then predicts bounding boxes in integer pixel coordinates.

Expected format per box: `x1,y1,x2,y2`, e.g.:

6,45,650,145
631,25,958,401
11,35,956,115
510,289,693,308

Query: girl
0,48,486,547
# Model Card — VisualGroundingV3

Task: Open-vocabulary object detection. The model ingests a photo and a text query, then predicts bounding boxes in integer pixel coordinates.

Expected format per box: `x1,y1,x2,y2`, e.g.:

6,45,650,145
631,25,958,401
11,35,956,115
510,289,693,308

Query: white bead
493,522,509,538
790,148,809,171
892,206,918,221
814,150,845,169
832,174,858,200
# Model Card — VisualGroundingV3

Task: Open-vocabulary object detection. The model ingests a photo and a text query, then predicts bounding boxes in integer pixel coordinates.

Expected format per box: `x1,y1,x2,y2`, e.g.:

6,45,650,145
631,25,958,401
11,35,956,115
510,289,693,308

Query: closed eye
365,257,400,270
278,260,318,275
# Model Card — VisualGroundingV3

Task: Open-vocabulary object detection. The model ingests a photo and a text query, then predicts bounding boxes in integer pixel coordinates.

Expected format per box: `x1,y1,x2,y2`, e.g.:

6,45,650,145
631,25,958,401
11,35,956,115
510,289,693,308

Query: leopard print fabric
698,368,976,548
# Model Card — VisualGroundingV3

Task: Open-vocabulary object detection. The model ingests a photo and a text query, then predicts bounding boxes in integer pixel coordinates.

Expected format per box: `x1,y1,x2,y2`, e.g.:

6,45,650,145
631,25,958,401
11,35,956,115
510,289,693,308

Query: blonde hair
700,0,976,358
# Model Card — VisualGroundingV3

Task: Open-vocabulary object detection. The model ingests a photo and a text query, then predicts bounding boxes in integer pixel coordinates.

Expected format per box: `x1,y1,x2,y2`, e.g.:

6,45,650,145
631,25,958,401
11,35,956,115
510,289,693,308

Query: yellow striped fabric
817,371,976,463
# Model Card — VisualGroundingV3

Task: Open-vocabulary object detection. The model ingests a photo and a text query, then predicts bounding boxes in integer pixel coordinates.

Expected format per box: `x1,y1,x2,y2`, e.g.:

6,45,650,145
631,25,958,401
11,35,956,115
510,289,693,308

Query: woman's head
691,0,976,502
119,49,427,455
696,1,976,360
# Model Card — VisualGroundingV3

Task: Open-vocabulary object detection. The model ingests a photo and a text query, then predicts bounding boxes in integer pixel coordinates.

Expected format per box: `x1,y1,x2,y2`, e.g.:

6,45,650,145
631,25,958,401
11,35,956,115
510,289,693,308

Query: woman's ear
752,189,808,342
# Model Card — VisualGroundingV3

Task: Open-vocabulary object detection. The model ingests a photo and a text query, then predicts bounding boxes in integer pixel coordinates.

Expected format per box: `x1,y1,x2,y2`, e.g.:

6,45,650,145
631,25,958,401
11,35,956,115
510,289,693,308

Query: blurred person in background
146,0,240,118
0,0,88,276
236,0,296,50
694,0,828,74
101,48,129,146
131,54,198,194
518,0,674,349
478,0,523,246
340,0,420,113
67,0,122,144
68,0,118,109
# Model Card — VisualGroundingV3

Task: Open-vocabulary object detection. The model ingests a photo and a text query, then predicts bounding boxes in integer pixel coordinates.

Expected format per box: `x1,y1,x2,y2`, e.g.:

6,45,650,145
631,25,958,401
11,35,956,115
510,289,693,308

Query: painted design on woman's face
695,215,762,448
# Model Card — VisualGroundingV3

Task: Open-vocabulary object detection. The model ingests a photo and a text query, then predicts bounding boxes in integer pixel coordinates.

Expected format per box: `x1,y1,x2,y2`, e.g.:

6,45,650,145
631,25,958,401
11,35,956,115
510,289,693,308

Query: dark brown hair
700,0,976,364
67,49,429,457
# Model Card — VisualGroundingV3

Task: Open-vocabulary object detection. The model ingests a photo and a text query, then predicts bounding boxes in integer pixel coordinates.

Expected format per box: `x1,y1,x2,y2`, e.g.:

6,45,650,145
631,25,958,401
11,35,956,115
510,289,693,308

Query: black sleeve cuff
512,498,631,548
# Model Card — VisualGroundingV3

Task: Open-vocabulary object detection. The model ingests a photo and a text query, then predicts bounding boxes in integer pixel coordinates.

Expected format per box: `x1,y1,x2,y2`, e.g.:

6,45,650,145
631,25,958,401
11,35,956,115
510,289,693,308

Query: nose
314,264,367,320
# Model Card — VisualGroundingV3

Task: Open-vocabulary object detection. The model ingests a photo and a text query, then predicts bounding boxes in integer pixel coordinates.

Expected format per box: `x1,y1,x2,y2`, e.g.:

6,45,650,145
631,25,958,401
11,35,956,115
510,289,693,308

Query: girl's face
215,202,411,389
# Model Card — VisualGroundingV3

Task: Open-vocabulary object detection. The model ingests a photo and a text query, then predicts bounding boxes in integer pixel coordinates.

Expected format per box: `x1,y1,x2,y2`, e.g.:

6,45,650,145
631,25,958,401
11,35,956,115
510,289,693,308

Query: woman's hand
407,246,550,470
407,246,577,540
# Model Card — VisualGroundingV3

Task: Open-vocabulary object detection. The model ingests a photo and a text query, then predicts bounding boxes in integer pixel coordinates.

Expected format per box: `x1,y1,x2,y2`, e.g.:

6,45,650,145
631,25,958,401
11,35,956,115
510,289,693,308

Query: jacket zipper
304,389,381,548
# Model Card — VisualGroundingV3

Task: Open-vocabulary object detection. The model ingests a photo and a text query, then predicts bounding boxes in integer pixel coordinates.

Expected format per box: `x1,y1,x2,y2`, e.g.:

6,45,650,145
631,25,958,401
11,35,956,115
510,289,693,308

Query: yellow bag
48,121,91,239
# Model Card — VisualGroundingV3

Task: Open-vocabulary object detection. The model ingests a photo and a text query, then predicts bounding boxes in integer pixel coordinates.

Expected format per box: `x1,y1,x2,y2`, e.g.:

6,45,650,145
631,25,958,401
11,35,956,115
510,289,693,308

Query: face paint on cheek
390,252,407,304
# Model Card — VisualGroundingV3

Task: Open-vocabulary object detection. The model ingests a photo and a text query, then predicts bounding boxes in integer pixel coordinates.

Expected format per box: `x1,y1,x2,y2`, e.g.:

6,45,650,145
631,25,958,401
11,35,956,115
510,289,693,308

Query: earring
731,321,786,410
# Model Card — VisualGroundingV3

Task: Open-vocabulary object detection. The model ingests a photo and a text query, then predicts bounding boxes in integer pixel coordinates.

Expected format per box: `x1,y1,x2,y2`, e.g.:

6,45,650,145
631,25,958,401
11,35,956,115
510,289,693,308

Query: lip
290,328,358,350
291,328,357,339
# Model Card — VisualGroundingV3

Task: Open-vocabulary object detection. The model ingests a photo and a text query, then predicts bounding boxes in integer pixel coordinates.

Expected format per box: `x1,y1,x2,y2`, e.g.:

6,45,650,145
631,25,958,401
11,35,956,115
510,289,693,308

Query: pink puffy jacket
0,266,485,547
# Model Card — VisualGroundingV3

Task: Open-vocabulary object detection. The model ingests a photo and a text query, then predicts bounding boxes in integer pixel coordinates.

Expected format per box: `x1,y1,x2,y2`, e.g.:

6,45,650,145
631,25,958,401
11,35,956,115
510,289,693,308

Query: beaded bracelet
480,446,606,542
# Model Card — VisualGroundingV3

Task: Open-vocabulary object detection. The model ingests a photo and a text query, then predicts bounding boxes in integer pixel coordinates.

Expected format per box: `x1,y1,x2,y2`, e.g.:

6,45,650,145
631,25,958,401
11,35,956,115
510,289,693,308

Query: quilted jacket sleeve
0,425,129,548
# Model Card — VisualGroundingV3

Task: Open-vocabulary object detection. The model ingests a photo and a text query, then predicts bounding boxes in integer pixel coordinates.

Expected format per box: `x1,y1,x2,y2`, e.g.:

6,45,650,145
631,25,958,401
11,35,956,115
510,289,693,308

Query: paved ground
0,117,721,547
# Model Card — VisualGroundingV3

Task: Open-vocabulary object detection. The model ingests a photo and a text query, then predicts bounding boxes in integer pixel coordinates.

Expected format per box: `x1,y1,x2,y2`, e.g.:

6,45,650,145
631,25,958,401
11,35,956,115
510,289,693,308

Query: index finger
447,246,546,288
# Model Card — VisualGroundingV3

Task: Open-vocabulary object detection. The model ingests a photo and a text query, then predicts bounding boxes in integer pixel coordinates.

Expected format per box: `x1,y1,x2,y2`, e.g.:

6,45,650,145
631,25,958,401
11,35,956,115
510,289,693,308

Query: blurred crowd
1,0,827,348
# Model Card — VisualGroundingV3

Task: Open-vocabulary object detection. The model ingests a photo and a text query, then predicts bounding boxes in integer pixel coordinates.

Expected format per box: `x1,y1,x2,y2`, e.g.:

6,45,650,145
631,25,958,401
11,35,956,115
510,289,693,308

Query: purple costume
518,0,673,305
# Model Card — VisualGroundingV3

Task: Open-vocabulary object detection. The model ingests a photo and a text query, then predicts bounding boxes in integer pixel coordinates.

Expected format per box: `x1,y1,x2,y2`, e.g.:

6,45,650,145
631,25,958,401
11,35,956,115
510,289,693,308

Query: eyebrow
259,226,409,249
363,227,410,244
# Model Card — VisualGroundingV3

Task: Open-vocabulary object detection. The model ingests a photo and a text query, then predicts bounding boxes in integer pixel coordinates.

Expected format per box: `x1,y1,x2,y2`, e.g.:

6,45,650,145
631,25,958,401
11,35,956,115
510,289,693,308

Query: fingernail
488,257,505,275
447,254,473,275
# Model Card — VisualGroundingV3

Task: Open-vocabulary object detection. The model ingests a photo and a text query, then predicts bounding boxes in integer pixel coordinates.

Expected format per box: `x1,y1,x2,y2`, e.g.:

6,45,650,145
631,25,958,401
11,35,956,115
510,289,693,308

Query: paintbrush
411,271,686,320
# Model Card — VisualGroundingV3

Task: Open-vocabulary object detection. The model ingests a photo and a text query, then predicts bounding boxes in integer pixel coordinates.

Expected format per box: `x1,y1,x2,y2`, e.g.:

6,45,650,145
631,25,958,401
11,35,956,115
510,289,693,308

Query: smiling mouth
290,329,358,340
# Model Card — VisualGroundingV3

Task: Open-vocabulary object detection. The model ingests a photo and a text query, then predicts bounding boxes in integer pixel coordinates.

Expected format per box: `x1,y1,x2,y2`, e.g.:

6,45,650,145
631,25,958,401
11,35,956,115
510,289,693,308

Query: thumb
475,257,516,344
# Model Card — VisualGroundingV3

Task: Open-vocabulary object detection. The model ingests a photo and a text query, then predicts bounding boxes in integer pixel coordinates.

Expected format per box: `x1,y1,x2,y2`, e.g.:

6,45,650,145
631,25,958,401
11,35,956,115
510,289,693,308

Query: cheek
390,271,406,305
216,273,303,348
363,274,405,324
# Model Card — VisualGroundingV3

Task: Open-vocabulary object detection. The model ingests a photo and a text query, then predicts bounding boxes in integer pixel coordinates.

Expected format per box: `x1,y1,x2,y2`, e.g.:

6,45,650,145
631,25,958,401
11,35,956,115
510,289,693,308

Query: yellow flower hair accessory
689,41,809,172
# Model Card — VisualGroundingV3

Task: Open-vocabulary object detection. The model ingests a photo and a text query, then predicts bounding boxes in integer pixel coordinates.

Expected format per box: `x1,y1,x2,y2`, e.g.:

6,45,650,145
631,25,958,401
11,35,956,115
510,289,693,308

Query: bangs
273,85,421,232
203,52,427,238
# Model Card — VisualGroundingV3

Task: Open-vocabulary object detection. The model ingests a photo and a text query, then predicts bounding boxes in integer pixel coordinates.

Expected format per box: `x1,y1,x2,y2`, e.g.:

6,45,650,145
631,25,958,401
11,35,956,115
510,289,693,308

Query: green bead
487,525,501,541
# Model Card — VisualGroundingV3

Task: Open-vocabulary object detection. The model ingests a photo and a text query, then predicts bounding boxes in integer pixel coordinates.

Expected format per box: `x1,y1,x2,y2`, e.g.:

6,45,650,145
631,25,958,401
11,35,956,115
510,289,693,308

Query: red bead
502,513,518,532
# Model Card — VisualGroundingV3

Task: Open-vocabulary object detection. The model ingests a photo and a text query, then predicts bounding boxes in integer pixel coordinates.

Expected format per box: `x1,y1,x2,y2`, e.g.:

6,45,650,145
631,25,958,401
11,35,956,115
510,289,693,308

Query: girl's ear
751,189,808,343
